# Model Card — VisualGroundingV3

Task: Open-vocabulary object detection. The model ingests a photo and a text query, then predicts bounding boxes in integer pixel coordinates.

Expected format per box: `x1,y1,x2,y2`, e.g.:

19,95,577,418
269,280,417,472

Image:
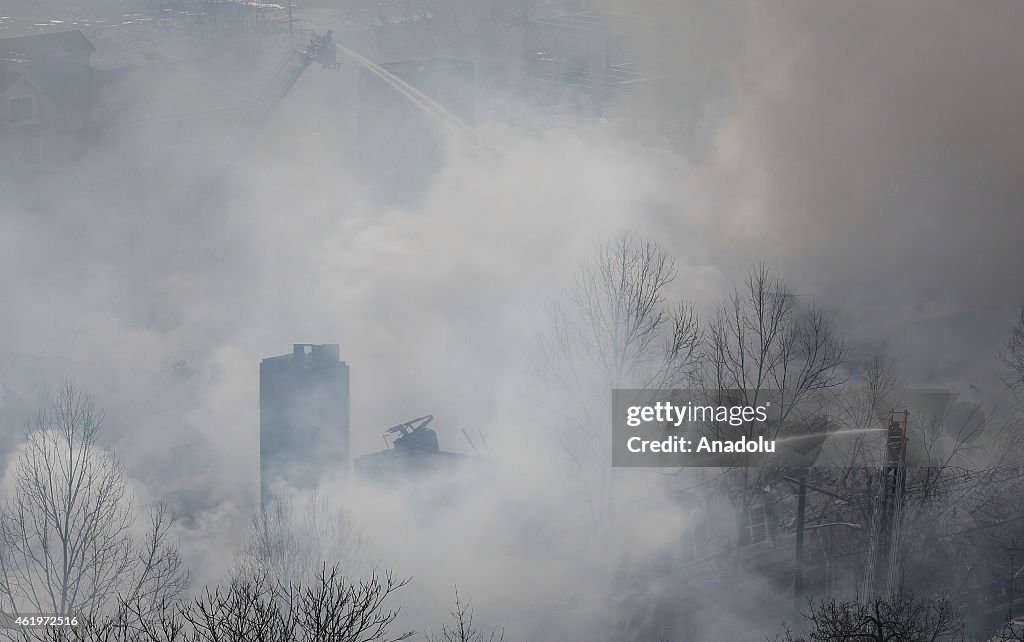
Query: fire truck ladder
223,31,338,163
863,409,910,599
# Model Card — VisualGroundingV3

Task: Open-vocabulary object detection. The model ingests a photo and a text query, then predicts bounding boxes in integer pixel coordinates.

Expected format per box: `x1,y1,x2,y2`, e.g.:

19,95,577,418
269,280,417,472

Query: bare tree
0,383,187,636
793,374,1024,610
185,565,410,642
535,233,701,523
536,232,701,432
993,620,1024,642
426,587,503,642
1001,307,1024,391
559,233,700,392
833,351,901,433
37,565,410,642
233,492,369,590
778,590,964,642
702,264,846,420
700,264,846,540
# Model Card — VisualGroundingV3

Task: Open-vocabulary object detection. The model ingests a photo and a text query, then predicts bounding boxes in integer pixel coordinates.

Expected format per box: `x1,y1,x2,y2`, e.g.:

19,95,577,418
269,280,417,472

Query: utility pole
287,0,294,44
788,469,859,608
1010,539,1018,622
794,472,808,603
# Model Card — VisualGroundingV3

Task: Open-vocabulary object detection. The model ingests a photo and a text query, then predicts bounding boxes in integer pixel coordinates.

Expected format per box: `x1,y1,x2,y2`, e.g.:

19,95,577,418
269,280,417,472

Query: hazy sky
621,1,1024,385
1,1,1022,638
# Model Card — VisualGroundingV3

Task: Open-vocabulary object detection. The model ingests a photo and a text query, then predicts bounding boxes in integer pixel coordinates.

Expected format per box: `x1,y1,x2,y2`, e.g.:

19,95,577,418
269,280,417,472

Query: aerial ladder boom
863,409,910,599
222,31,337,164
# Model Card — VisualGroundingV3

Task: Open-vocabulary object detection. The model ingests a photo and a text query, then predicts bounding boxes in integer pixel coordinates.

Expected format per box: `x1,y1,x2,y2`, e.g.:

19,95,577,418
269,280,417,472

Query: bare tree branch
0,383,188,637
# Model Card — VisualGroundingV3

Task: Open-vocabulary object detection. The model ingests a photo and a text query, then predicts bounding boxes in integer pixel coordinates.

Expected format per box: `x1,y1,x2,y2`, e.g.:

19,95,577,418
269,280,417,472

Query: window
747,505,768,543
10,96,34,123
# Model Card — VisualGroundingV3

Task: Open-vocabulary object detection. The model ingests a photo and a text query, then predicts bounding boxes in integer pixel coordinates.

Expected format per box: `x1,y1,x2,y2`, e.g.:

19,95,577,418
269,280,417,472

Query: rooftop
0,70,25,92
0,30,95,62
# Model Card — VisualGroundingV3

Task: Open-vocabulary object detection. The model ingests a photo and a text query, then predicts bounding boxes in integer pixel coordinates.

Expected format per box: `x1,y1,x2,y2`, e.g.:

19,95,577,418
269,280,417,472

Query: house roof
0,70,39,96
0,70,23,92
0,30,95,62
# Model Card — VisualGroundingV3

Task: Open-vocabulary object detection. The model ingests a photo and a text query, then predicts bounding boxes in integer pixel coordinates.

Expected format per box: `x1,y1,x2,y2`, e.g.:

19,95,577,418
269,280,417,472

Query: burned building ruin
259,343,350,507
354,414,468,483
